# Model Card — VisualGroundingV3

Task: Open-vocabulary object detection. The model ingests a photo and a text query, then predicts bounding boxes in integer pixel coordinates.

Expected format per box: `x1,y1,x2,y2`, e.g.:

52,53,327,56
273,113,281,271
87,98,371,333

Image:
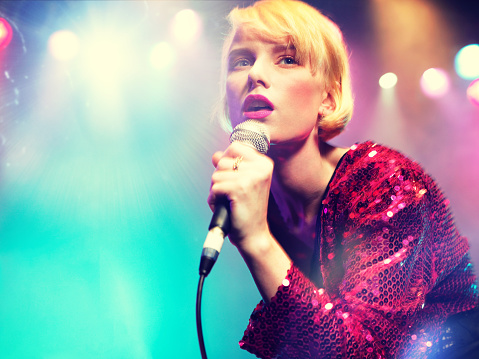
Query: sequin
240,142,477,359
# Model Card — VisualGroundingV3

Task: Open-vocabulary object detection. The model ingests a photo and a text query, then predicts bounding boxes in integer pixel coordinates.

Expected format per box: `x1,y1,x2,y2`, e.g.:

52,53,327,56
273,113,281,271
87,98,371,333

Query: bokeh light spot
467,79,479,107
0,18,13,50
81,30,137,87
48,30,80,61
455,44,479,80
171,9,202,44
420,68,450,98
379,72,398,89
150,42,175,70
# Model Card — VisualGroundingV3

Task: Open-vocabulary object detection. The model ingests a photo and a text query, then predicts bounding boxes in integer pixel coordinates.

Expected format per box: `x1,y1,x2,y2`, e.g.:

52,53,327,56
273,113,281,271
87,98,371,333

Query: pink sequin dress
240,142,478,358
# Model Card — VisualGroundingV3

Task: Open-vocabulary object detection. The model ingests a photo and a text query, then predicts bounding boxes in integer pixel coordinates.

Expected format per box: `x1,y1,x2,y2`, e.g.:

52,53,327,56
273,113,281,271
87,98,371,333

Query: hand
208,142,274,253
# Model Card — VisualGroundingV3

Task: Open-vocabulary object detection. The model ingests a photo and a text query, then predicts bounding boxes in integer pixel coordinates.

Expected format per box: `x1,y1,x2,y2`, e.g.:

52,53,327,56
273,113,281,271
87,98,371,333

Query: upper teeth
249,101,270,110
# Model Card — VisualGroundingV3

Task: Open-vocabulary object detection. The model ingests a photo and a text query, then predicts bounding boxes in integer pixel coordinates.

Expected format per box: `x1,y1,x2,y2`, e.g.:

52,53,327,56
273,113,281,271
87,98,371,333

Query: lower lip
243,110,273,119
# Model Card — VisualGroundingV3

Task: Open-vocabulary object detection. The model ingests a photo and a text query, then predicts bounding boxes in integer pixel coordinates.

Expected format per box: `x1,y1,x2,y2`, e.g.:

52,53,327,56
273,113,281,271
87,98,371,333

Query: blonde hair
215,0,353,141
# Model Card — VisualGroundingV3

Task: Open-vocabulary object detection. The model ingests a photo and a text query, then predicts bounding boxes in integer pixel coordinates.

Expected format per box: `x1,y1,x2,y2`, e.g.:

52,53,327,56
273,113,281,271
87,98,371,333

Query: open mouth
242,94,274,113
246,101,273,112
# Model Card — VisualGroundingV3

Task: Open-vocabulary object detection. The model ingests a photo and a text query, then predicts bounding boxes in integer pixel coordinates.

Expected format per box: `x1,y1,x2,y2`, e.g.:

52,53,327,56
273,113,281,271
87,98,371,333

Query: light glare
82,31,136,86
171,9,202,44
0,17,13,50
150,42,175,70
455,44,479,80
48,30,80,61
467,79,479,107
420,68,450,98
379,72,398,89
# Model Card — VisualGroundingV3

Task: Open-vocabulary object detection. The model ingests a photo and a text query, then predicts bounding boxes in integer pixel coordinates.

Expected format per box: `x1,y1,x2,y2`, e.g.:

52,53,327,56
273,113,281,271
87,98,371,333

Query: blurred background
0,0,477,358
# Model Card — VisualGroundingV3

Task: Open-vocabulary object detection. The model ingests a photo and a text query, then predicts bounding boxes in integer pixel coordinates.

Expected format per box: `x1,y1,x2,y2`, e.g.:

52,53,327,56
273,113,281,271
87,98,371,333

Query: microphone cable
196,273,207,359
196,120,270,359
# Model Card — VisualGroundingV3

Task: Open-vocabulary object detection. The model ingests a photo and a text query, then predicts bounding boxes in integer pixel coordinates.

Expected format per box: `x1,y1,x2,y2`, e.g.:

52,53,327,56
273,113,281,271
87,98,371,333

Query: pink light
0,18,13,50
467,78,479,107
420,68,450,98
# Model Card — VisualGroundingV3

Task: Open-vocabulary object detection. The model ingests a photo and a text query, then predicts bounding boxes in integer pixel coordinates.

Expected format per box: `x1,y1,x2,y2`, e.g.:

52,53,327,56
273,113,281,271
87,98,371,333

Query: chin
230,118,243,129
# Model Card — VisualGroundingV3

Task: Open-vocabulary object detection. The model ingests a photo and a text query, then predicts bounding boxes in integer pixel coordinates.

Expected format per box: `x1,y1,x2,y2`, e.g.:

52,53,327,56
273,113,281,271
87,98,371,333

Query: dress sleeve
240,263,390,358
239,145,477,359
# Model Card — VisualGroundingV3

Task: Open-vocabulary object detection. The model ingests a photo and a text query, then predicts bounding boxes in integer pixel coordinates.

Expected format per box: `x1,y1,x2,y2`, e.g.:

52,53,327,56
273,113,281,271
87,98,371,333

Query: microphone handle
208,197,231,234
199,119,269,277
199,197,231,276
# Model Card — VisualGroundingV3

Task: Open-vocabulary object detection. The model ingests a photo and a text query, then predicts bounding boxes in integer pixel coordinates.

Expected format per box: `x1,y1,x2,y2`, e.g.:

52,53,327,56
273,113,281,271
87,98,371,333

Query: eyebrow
272,44,296,53
228,43,296,60
228,48,251,60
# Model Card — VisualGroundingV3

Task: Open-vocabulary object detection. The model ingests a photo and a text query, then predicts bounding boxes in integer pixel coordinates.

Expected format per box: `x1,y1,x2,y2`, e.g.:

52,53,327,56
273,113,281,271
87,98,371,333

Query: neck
269,136,347,233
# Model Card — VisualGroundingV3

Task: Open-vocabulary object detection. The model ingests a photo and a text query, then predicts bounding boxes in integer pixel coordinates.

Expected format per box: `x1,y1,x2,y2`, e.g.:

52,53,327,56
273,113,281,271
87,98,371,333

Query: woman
208,0,478,357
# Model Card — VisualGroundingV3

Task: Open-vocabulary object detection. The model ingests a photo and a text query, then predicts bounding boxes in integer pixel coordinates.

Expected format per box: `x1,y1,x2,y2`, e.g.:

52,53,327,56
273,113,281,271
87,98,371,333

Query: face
226,29,331,146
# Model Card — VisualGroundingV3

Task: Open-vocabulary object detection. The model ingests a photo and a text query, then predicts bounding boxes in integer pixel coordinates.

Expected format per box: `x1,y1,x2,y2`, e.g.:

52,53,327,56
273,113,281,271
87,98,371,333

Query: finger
207,181,234,212
207,192,216,212
215,156,241,172
224,141,259,159
212,151,224,167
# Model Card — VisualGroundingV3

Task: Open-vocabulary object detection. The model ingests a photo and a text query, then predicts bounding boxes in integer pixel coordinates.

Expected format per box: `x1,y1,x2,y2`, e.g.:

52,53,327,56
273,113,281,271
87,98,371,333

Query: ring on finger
232,156,243,171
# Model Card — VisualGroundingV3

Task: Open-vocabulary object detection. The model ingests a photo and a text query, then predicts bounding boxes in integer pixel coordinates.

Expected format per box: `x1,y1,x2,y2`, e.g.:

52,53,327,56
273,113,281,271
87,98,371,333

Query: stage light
150,42,175,70
171,9,202,44
81,30,137,87
420,68,450,98
455,44,479,80
48,30,80,61
379,72,398,89
467,79,479,107
0,18,13,50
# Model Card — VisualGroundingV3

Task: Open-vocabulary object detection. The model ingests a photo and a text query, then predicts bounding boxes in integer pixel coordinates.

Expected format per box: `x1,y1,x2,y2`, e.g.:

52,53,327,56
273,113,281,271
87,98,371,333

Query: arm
239,145,475,359
209,142,290,303
236,231,292,304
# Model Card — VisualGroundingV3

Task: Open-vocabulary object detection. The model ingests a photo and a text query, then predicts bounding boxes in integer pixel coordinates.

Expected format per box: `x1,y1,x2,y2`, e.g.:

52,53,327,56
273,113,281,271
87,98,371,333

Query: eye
278,56,297,66
229,58,252,70
236,59,251,67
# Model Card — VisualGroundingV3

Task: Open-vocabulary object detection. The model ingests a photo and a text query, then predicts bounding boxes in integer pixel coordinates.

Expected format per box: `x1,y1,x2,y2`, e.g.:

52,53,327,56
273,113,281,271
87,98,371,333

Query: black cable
196,274,208,359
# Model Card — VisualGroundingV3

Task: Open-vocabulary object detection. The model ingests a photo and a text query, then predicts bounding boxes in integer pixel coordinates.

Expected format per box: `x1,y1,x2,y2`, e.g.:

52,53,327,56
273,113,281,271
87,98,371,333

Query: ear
318,90,336,117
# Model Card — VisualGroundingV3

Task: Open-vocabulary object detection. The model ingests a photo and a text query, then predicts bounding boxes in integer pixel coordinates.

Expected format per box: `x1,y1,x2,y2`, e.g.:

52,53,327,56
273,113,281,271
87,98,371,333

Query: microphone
199,120,270,277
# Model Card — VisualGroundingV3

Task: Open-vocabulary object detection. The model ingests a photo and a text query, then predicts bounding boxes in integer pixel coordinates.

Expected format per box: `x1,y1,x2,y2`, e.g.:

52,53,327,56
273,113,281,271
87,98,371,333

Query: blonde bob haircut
216,0,354,141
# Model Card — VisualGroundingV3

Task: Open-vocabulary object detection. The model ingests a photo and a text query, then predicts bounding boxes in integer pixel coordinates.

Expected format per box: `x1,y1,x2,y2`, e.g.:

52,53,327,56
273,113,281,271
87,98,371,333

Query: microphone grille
230,120,270,154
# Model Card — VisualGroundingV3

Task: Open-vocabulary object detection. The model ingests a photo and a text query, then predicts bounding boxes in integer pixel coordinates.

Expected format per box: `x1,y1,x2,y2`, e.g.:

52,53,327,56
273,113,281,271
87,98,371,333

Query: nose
247,57,270,91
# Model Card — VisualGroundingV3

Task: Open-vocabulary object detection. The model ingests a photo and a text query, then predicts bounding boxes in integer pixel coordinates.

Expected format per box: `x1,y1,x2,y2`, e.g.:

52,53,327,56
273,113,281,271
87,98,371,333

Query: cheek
226,80,243,122
226,87,240,112
288,80,323,112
